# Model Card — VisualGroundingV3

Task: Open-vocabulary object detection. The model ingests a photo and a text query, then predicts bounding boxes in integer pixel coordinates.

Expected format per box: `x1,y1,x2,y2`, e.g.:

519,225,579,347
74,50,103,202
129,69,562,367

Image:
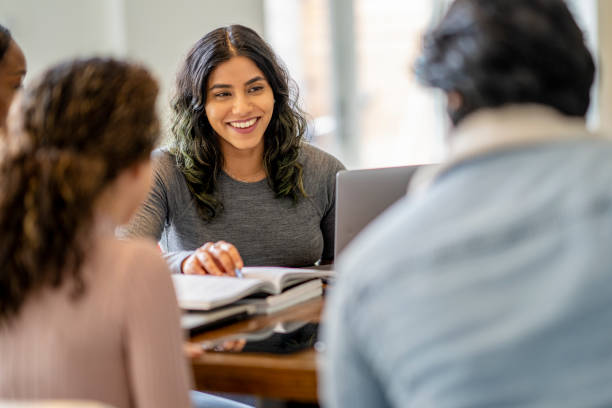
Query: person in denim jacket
322,0,612,407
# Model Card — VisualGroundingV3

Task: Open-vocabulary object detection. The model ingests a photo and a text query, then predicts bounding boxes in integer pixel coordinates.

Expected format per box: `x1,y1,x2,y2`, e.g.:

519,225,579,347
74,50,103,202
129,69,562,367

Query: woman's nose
232,94,252,115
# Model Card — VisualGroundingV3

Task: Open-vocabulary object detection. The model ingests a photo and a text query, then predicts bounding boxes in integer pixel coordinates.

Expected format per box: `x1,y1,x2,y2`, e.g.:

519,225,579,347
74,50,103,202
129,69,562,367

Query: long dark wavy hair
170,24,307,220
0,58,159,323
415,0,595,125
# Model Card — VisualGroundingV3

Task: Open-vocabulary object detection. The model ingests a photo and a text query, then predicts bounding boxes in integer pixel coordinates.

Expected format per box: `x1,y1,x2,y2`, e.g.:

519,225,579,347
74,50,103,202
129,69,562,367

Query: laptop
334,165,422,259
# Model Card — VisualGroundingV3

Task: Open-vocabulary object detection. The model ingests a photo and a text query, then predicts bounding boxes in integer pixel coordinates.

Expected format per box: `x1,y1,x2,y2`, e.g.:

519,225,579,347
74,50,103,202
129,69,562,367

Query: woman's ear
447,90,463,112
446,90,466,126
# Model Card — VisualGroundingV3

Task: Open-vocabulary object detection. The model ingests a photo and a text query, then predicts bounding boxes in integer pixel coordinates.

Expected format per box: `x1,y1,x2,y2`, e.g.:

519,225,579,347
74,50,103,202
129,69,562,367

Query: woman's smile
227,117,260,133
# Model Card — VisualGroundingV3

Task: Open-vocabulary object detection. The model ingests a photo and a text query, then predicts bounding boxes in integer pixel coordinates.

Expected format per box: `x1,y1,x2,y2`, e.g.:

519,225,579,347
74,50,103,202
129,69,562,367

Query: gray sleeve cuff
162,250,193,274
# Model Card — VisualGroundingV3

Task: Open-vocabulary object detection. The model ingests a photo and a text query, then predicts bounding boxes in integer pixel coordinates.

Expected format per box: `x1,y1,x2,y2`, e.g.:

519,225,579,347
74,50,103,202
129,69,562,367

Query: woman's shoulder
85,237,172,308
102,238,170,280
299,143,346,179
114,236,161,255
150,147,186,187
152,147,178,170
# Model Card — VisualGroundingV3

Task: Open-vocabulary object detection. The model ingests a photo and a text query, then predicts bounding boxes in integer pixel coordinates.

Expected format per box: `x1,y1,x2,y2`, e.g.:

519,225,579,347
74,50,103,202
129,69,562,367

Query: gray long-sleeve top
123,143,345,273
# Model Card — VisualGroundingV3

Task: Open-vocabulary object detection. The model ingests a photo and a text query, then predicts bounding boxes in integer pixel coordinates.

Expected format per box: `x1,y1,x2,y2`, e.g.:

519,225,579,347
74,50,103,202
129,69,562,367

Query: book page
172,275,274,310
241,267,334,291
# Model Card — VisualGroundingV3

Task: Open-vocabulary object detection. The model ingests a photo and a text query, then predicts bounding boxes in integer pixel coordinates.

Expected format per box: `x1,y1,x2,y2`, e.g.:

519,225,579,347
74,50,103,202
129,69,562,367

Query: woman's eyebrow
245,76,265,85
209,76,265,91
209,83,232,91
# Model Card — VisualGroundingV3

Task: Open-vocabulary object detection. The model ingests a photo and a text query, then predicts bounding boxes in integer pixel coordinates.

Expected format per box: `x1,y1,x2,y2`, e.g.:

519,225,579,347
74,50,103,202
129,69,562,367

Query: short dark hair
170,25,307,220
415,0,595,125
0,24,12,61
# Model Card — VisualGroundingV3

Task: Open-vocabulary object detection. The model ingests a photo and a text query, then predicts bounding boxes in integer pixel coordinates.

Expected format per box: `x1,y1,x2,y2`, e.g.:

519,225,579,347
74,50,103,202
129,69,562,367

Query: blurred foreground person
0,58,192,407
322,0,612,407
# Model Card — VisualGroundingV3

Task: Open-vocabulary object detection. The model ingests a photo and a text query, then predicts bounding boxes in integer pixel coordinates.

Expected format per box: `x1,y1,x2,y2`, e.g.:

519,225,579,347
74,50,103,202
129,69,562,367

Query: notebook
334,165,422,258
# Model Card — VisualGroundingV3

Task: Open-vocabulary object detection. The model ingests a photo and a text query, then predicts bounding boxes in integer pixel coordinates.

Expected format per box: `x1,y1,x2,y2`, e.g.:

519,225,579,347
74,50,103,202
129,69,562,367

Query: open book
172,266,333,311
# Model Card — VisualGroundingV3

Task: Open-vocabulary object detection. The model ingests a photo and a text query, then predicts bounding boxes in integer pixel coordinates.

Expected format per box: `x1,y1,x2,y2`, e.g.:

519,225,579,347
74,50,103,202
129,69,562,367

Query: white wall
0,0,123,77
0,0,264,130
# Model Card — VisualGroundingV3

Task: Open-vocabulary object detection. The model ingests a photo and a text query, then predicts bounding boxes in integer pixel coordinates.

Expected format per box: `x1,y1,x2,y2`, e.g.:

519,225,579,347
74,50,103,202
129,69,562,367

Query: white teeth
230,118,257,128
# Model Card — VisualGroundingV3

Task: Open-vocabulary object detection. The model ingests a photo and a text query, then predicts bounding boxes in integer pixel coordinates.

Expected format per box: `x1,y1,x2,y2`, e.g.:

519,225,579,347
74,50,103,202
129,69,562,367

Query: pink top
0,233,192,408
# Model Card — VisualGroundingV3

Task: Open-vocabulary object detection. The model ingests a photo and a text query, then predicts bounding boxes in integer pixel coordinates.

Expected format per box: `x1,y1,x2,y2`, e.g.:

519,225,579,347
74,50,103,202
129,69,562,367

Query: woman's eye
248,86,264,94
214,92,231,98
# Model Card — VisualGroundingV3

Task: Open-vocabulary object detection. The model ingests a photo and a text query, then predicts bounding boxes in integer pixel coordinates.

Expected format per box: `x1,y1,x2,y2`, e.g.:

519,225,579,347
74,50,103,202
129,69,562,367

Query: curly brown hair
0,57,159,323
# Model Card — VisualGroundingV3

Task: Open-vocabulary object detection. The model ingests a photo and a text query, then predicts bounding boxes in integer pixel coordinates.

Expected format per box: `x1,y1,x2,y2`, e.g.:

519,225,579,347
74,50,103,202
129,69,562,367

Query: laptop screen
334,165,421,259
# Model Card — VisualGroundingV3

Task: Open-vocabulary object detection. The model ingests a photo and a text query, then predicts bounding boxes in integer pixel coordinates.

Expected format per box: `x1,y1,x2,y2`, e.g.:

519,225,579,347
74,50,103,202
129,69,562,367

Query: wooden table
190,297,323,405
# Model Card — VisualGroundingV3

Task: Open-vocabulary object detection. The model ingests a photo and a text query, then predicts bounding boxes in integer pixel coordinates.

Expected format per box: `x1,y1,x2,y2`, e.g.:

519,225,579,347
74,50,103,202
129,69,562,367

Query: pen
234,268,243,279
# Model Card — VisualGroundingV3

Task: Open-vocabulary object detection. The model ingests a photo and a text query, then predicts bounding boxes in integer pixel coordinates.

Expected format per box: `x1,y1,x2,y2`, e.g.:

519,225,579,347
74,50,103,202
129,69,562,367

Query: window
265,0,445,168
265,0,600,168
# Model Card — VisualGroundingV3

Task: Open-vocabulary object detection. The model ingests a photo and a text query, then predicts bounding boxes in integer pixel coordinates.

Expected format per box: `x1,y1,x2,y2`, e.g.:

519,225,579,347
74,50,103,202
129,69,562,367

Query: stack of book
173,266,333,334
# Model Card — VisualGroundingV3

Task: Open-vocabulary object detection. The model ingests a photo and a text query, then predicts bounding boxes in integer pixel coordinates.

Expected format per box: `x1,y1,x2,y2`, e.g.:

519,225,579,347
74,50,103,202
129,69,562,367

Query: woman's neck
222,147,266,183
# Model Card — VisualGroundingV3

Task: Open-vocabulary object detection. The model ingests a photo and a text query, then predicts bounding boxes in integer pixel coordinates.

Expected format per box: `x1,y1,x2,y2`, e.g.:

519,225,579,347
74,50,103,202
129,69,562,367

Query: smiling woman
122,25,345,276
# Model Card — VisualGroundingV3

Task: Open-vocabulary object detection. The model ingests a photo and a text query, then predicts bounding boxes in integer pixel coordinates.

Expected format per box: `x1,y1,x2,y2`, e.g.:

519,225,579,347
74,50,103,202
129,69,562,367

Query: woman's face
204,56,274,158
0,40,26,129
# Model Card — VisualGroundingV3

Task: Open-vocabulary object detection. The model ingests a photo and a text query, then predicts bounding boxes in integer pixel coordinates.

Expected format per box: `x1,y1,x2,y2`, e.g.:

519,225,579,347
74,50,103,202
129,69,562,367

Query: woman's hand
181,240,244,276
